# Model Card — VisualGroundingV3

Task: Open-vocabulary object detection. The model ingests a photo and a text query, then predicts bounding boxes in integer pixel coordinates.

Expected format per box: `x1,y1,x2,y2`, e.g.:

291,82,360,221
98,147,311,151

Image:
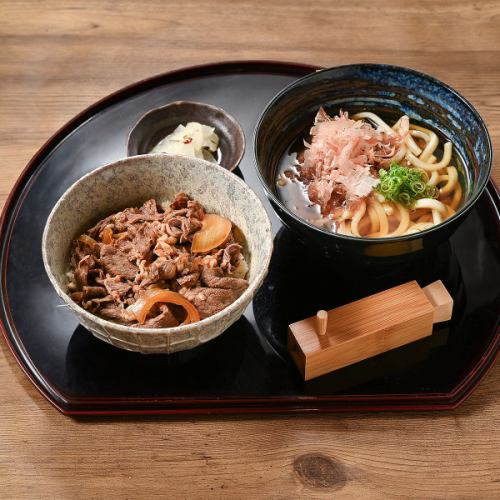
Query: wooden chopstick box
288,280,453,381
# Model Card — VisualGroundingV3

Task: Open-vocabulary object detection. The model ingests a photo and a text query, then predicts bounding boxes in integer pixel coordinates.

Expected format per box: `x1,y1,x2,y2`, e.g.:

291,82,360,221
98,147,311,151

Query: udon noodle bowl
277,108,464,238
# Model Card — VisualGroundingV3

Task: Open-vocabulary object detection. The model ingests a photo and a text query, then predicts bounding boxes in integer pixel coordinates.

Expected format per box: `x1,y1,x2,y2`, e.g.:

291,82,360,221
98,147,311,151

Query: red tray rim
1,60,498,416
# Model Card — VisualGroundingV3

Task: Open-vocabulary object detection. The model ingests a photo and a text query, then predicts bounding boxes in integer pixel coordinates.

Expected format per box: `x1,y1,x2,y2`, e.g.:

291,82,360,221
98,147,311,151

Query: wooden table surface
1,1,499,498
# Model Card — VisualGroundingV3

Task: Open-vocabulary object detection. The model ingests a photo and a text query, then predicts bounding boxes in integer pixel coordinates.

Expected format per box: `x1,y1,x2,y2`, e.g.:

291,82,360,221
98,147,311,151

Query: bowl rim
253,63,493,243
126,100,246,171
42,153,273,335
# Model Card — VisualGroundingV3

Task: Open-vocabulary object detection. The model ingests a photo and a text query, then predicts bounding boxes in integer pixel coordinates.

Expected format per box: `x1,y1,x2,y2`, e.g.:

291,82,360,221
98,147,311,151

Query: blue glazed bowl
254,64,493,257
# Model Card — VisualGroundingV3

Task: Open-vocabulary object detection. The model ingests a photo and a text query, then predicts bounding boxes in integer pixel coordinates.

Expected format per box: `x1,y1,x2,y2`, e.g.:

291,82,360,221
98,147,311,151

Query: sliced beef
200,254,219,269
139,258,177,287
220,243,242,272
179,216,202,243
165,208,189,220
74,255,96,288
169,192,190,210
87,214,116,239
165,217,184,239
72,243,89,263
122,199,163,225
181,286,244,319
201,267,248,292
163,197,203,243
140,199,159,218
177,272,200,288
128,223,155,261
143,305,179,328
187,200,205,220
82,285,107,299
99,304,134,324
153,235,179,259
100,244,138,280
115,199,163,225
156,259,178,280
72,236,100,262
179,267,248,318
112,236,135,258
174,252,191,274
69,193,249,328
113,208,141,232
125,213,162,225
112,204,161,231
88,268,105,285
103,276,131,301
71,286,108,307
70,291,84,302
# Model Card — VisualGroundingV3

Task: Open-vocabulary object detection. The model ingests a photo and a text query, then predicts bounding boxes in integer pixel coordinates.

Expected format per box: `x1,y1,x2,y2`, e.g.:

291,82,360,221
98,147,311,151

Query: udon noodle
277,109,463,238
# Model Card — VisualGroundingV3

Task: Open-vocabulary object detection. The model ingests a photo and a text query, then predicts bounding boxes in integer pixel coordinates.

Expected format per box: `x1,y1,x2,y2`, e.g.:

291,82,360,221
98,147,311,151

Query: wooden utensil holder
288,280,453,381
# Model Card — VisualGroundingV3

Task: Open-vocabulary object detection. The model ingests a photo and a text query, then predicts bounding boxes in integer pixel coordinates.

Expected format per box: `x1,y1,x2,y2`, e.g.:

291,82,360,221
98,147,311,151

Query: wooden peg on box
288,280,453,381
316,310,328,336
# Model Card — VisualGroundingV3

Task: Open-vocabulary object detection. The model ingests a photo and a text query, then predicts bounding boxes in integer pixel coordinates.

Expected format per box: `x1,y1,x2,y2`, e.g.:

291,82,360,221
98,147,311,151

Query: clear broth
276,115,467,234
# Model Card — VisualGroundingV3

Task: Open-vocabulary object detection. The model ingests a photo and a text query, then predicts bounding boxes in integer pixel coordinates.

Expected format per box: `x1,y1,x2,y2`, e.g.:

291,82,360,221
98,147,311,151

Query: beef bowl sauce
275,110,468,238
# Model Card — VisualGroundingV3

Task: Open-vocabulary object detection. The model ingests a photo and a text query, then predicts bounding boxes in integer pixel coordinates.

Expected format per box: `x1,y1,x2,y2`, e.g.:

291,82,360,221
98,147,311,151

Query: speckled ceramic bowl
254,64,493,258
127,101,245,171
42,154,272,354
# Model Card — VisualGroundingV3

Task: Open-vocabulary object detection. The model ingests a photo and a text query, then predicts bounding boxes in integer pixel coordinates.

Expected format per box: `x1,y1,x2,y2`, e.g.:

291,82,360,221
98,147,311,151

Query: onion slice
100,226,113,244
135,290,200,325
113,231,128,240
191,214,232,253
77,234,98,249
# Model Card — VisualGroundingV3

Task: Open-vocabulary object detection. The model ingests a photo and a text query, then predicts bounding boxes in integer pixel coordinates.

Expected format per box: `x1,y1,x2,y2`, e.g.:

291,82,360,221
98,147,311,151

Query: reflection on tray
254,227,464,392
302,325,450,395
65,318,250,396
65,315,300,398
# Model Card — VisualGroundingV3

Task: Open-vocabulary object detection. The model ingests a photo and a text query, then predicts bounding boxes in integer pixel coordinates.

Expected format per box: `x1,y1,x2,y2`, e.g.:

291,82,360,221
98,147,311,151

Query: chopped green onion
376,163,438,208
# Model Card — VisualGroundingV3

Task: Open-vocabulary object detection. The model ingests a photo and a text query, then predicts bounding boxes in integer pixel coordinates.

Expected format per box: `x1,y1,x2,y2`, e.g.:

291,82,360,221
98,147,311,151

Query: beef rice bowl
69,193,249,328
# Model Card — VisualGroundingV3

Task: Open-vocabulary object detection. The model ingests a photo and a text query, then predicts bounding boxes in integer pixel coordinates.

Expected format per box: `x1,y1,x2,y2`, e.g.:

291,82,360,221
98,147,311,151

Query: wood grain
423,280,454,323
289,281,437,380
0,0,499,498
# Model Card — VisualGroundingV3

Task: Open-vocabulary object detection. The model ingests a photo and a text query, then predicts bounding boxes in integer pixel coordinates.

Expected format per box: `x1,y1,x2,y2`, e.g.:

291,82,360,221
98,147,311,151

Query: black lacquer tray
1,61,499,415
